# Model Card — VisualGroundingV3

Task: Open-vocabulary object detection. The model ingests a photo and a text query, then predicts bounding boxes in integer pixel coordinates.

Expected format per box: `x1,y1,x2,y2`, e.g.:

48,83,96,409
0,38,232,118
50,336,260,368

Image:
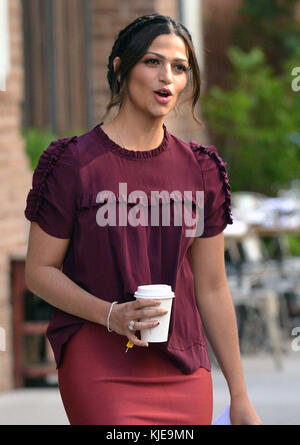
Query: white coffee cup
134,284,175,342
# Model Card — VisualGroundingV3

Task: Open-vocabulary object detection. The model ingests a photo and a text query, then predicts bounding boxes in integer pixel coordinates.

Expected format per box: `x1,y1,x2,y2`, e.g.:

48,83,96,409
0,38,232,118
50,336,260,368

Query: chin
150,103,175,116
148,110,170,119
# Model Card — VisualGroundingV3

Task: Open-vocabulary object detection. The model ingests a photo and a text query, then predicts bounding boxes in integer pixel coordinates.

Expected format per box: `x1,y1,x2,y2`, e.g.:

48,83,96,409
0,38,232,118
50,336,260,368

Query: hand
230,394,263,425
109,298,168,347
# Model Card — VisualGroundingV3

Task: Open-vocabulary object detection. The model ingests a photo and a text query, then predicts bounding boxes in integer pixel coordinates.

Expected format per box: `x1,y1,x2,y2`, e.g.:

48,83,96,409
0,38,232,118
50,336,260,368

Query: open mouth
153,90,173,104
155,91,170,97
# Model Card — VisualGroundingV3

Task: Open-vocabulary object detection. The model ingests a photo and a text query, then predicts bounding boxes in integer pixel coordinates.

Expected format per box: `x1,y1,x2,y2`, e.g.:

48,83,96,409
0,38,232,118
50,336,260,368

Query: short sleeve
189,141,233,238
24,135,78,239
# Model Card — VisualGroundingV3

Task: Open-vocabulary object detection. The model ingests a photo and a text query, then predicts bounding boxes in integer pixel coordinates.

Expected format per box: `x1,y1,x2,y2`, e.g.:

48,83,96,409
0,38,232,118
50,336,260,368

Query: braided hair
101,13,203,127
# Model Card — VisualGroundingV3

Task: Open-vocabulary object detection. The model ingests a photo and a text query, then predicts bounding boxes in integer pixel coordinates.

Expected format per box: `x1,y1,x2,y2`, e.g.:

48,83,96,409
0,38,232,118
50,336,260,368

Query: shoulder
189,140,233,224
40,125,101,165
167,132,234,230
38,134,78,169
168,131,221,164
25,135,79,231
168,131,199,155
29,136,78,191
168,131,229,181
188,140,231,182
189,139,224,164
168,131,191,149
167,132,207,166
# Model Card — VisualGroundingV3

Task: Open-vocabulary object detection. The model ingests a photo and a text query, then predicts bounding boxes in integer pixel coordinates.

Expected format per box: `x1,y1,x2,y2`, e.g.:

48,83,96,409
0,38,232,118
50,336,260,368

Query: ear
113,56,121,74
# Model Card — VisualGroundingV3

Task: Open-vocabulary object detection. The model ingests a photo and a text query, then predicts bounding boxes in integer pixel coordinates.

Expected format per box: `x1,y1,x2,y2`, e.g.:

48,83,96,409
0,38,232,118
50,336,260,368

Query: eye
175,64,188,72
144,58,189,73
144,58,159,65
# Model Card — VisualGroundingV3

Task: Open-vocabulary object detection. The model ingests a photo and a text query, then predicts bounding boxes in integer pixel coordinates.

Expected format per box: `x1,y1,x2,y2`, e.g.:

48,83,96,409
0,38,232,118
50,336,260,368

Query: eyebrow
145,51,189,64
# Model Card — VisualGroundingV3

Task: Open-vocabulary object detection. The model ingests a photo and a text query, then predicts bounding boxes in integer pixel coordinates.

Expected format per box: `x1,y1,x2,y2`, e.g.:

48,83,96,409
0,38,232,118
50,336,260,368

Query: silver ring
128,320,136,331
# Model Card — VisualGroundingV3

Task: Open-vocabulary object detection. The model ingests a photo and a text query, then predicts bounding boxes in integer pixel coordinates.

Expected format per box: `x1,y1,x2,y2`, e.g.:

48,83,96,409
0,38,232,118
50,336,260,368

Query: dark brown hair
101,13,204,127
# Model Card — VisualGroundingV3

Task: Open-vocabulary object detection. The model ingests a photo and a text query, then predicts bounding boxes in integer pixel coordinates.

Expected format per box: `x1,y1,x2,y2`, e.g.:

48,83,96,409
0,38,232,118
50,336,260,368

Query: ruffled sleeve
189,140,233,237
24,136,78,239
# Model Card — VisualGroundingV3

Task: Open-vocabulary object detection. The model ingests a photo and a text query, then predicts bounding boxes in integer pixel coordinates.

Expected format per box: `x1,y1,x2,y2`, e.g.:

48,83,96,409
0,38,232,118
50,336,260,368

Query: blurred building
0,0,30,392
4,0,298,394
0,0,207,392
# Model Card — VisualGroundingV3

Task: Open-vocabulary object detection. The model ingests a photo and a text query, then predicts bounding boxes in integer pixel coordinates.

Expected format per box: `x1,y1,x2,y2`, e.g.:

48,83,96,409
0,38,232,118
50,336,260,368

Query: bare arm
190,232,262,424
190,232,246,397
25,222,167,347
25,222,112,326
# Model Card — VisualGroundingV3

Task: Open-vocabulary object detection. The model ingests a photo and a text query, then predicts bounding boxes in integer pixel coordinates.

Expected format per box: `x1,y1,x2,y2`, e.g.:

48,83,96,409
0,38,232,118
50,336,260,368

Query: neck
108,110,165,151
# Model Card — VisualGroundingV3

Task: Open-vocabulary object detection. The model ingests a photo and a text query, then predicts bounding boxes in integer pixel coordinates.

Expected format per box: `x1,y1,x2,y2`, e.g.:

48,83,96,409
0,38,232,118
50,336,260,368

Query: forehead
147,33,189,60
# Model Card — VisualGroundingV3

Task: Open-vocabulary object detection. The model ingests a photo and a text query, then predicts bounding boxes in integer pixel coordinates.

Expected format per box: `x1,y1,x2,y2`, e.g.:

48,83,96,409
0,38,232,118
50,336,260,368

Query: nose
159,63,173,84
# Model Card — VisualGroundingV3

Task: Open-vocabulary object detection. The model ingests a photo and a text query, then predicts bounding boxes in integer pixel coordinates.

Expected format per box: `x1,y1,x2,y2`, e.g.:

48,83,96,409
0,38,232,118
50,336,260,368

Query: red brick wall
0,0,205,392
0,0,32,391
202,0,242,91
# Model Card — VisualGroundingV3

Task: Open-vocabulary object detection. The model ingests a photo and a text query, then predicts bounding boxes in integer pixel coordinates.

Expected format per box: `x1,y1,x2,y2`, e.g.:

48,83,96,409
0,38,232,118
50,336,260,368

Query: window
21,0,92,134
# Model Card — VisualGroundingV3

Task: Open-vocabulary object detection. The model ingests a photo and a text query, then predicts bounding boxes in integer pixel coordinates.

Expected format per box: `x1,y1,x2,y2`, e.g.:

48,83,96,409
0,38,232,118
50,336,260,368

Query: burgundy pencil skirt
58,321,213,425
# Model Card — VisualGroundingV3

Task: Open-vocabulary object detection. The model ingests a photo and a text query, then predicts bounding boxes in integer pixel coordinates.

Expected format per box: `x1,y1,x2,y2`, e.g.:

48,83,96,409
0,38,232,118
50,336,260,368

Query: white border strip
0,0,10,91
181,0,204,76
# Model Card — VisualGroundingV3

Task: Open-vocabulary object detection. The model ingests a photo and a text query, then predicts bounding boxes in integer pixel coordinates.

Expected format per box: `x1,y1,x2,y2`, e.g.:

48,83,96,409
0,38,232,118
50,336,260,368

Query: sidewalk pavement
0,349,299,425
212,348,300,425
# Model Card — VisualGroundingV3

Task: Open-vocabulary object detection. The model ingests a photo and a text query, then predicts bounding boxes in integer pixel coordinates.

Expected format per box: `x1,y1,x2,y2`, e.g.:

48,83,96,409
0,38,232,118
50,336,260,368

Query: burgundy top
24,122,233,374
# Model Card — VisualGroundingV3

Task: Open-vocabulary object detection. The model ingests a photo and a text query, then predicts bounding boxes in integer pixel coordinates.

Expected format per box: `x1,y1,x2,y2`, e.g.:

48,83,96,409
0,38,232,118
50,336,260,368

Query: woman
24,14,262,425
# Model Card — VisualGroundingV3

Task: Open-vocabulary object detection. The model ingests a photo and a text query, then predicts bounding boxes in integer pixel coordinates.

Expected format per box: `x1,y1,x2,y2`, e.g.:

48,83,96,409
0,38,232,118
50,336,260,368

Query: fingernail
143,343,149,347
156,301,161,305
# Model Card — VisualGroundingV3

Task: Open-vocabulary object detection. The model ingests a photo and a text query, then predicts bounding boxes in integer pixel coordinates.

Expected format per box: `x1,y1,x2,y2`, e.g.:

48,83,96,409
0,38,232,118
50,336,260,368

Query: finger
133,298,161,309
135,307,168,320
133,320,160,331
127,334,149,348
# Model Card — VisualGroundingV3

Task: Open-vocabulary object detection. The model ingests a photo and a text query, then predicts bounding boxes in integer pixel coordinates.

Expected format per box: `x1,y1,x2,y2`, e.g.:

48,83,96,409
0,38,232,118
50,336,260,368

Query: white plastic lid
134,284,175,299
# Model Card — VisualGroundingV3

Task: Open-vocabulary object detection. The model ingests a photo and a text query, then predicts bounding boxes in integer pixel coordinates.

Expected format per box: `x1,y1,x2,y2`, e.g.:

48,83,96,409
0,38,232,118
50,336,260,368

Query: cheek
178,75,188,91
131,69,154,92
175,77,188,96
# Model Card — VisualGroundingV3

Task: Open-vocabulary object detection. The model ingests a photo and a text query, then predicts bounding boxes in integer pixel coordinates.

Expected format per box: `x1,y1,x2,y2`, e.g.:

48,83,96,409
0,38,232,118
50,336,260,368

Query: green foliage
22,127,84,170
21,127,57,170
232,0,300,69
201,45,300,195
287,234,300,256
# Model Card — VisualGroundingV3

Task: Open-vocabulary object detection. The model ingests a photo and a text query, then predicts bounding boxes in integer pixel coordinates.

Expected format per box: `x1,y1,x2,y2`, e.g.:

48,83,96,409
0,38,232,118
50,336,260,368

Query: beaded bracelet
107,301,118,332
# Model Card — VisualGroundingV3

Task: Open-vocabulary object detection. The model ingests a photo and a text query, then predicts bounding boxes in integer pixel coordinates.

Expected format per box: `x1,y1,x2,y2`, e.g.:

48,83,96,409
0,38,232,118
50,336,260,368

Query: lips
154,88,173,97
154,91,172,104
